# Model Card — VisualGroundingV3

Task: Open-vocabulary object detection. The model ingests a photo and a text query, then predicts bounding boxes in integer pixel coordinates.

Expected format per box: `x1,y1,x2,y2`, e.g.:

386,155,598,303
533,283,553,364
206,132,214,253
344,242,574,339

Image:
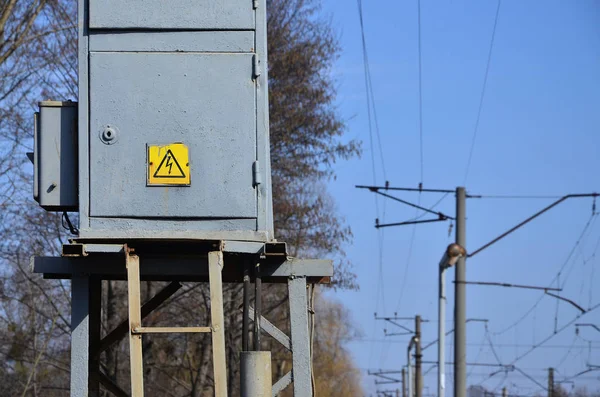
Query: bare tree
0,0,363,395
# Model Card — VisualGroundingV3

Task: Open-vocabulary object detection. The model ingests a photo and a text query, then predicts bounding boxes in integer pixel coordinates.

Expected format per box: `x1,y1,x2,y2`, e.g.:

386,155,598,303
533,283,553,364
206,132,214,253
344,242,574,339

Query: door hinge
253,54,261,79
253,161,262,187
253,0,258,9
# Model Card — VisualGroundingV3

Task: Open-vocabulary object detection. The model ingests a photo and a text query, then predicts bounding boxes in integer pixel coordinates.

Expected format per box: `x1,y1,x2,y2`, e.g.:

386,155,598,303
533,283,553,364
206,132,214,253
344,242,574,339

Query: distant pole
415,316,422,397
502,387,507,397
407,347,413,397
454,187,467,397
438,243,465,397
438,257,445,397
402,369,407,397
548,368,554,397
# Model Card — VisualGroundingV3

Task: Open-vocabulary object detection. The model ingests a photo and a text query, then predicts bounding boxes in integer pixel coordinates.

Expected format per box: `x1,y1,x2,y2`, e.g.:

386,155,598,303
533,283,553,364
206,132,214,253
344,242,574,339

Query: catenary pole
402,368,407,397
454,187,467,397
415,316,422,397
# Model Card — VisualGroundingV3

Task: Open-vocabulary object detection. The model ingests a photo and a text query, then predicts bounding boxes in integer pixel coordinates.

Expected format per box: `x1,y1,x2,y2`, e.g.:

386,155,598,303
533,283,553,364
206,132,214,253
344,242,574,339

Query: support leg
288,276,313,396
89,277,102,397
242,261,250,352
126,252,144,397
209,251,228,397
71,275,90,397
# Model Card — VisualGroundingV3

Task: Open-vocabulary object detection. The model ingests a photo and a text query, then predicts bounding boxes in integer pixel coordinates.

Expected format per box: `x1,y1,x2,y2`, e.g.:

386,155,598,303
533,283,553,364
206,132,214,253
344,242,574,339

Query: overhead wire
554,335,577,370
463,0,502,184
357,0,391,372
467,328,490,381
492,211,597,336
474,194,564,199
417,0,424,185
508,301,600,366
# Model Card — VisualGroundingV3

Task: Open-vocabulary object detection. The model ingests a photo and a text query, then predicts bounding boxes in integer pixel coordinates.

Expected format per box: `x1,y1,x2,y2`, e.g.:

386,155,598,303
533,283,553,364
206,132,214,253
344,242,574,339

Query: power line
348,340,600,350
463,0,502,184
356,0,387,186
492,209,597,336
475,195,564,199
508,302,600,366
417,0,424,185
357,0,388,372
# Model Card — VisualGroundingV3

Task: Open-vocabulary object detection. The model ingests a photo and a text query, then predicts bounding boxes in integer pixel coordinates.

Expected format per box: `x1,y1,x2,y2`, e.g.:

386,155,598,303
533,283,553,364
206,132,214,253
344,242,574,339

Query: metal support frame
209,251,228,397
289,276,313,396
70,275,90,396
39,240,331,397
126,251,144,397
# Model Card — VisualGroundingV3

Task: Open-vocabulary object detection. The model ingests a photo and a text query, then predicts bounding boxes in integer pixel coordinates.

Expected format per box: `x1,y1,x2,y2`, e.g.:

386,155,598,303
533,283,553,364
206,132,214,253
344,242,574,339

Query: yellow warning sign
147,143,190,186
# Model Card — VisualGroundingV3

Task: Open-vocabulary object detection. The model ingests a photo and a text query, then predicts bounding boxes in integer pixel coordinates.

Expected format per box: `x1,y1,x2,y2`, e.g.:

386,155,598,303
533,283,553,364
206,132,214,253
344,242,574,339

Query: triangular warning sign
153,149,186,178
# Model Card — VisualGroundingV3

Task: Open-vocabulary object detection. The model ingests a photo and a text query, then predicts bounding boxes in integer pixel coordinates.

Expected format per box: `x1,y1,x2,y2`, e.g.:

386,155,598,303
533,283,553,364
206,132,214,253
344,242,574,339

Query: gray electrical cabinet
34,0,274,241
33,101,78,211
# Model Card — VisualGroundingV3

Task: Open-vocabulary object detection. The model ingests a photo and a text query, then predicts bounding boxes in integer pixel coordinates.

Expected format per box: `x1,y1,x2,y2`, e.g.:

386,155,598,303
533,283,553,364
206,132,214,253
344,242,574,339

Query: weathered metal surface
84,221,266,241
32,255,333,283
89,52,256,219
240,351,272,397
75,0,273,239
288,276,313,396
132,326,211,334
89,278,101,397
89,0,254,30
126,252,144,397
247,306,291,351
254,0,274,236
271,371,293,397
222,241,266,254
71,275,90,397
89,31,254,53
35,101,78,210
209,251,228,397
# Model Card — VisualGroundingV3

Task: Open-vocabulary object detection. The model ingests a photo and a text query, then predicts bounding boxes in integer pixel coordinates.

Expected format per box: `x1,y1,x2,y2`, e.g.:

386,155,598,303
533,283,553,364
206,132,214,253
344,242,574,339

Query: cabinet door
89,52,257,219
89,0,254,30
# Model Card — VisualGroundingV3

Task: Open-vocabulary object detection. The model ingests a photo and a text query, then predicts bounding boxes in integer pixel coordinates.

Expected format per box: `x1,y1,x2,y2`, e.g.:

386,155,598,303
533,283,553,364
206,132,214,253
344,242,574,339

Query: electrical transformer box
34,0,274,241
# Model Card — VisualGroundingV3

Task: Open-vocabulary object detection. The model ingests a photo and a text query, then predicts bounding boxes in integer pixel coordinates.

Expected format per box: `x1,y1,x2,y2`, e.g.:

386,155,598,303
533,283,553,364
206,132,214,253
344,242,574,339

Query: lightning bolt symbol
166,155,173,175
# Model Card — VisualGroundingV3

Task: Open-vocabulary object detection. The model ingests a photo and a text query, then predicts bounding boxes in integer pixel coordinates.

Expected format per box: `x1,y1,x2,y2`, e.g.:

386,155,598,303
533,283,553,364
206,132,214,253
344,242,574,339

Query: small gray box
34,101,78,211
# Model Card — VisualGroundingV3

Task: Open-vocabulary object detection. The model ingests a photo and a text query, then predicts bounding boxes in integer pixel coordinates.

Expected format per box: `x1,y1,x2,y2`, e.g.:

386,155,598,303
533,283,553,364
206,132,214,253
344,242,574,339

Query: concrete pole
240,351,272,397
415,316,422,397
407,344,413,397
438,262,447,397
454,187,467,397
402,368,407,397
548,368,554,397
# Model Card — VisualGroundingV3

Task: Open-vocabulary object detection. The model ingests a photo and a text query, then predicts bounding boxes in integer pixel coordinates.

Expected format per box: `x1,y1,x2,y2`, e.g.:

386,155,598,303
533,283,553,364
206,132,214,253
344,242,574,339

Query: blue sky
320,0,600,394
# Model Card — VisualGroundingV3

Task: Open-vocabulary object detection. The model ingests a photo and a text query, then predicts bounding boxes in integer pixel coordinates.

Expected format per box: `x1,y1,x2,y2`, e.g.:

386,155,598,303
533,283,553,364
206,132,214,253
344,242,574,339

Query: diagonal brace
98,281,182,355
247,306,292,352
95,370,129,397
